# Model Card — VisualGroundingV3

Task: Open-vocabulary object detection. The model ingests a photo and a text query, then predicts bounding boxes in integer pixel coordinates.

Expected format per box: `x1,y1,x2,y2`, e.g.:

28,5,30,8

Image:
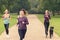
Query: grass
37,14,60,36
0,13,17,35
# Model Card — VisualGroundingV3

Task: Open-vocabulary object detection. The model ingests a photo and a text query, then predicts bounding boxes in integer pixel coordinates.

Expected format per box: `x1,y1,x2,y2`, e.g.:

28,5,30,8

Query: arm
16,18,19,27
49,15,51,19
9,14,11,19
17,19,19,25
17,16,20,25
2,15,5,19
22,17,29,25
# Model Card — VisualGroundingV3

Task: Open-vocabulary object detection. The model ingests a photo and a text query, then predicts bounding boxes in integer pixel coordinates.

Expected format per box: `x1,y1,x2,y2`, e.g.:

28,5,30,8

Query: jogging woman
44,10,51,38
17,9,29,40
2,9,10,37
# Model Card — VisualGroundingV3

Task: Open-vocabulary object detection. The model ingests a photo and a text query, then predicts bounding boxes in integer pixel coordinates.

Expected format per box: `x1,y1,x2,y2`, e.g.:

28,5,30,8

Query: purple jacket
17,16,29,29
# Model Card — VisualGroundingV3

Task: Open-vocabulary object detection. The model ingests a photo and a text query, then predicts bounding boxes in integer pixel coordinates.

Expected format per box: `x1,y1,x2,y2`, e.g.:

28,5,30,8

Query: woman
2,9,10,37
44,10,51,38
17,9,29,40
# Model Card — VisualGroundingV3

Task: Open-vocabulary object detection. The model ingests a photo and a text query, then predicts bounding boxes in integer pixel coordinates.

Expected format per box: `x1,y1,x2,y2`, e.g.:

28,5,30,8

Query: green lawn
0,13,17,35
37,14,60,36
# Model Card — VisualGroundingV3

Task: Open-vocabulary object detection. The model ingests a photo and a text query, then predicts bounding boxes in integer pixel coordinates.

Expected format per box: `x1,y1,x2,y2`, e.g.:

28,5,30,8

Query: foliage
0,0,31,13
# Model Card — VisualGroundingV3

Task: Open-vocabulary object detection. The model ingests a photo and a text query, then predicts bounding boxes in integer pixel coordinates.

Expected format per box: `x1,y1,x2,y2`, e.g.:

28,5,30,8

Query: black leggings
44,22,49,35
4,24,9,35
18,29,27,40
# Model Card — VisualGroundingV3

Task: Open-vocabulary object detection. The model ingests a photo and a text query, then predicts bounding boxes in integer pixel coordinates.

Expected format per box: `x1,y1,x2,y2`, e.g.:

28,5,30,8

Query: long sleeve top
44,14,51,22
17,16,29,29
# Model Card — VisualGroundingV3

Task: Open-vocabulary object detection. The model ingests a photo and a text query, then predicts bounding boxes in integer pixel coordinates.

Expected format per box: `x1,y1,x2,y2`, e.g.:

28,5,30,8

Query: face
19,11,24,16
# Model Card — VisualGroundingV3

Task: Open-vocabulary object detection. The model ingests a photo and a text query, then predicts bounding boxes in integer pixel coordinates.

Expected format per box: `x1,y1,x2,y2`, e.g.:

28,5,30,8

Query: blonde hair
45,10,49,13
4,9,9,14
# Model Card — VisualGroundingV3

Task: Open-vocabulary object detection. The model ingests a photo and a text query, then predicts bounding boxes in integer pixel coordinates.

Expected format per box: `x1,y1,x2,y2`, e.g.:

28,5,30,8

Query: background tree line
29,0,60,16
0,0,60,16
0,0,30,13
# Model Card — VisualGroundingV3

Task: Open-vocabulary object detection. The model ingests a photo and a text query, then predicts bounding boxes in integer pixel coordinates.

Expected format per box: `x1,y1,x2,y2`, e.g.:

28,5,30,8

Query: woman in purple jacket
17,9,29,40
44,10,51,38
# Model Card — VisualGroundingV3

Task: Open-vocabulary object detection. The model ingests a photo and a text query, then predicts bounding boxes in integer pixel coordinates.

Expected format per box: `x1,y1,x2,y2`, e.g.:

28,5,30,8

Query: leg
50,32,51,39
46,22,49,36
50,30,53,39
6,28,9,35
44,22,48,36
6,24,9,35
18,29,23,40
22,29,27,39
4,24,9,35
44,22,49,38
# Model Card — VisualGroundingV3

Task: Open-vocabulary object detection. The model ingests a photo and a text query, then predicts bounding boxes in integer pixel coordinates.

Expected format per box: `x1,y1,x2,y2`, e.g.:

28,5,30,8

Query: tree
19,0,31,10
0,0,31,13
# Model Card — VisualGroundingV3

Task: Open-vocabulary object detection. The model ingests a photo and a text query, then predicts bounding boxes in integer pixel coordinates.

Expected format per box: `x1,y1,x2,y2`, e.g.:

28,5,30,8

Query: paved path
0,15,60,40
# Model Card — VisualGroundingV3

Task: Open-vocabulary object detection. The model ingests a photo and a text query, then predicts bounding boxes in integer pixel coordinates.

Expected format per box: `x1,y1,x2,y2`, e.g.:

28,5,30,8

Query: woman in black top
44,10,51,38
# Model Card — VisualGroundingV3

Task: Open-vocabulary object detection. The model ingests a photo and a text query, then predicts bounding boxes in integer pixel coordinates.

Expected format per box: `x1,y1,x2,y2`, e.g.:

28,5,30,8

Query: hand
22,21,25,24
16,24,19,27
46,15,48,17
16,24,18,26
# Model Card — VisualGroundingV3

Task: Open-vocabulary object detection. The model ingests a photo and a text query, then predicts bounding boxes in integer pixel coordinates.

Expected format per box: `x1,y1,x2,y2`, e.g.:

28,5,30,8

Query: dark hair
20,9,26,15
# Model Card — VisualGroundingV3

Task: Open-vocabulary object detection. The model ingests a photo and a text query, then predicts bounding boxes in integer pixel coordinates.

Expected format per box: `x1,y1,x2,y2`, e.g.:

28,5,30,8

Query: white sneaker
23,39,24,40
6,35,9,38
